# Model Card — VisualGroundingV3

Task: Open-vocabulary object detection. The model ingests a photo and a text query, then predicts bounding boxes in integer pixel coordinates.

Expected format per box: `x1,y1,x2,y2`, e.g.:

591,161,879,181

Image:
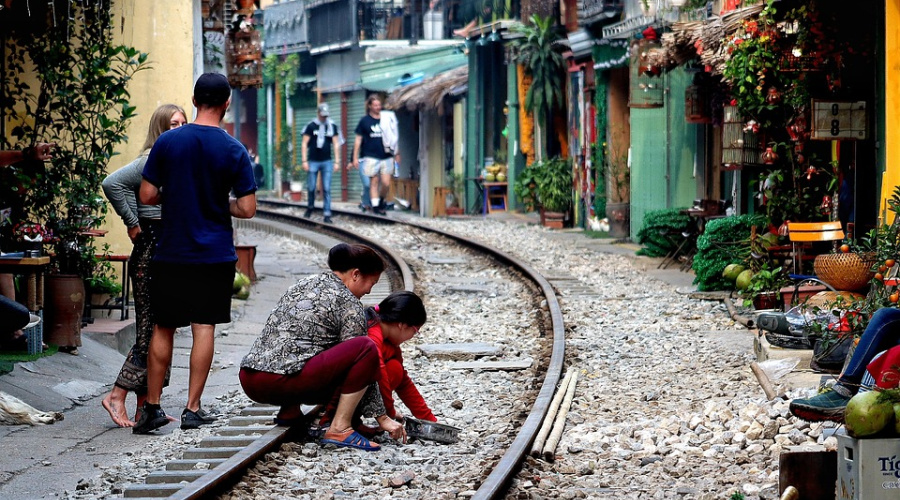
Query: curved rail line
161,202,565,499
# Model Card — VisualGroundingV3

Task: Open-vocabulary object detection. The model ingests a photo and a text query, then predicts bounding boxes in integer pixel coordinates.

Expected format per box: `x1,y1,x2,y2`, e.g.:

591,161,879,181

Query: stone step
145,469,207,484
217,425,273,436
181,447,244,460
166,458,226,471
123,483,183,498
240,406,279,416
228,415,274,426
197,436,257,448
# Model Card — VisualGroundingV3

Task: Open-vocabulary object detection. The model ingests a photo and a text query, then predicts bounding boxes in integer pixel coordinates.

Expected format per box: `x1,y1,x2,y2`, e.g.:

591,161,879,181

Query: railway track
120,202,566,499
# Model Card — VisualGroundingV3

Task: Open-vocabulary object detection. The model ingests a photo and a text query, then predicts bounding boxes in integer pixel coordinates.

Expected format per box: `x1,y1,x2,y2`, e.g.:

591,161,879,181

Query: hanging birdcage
225,29,262,89
685,84,710,123
629,39,664,109
721,105,762,170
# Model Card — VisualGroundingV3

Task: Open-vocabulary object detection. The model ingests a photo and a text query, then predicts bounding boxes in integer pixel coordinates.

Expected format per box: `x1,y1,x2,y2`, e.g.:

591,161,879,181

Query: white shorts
361,157,394,177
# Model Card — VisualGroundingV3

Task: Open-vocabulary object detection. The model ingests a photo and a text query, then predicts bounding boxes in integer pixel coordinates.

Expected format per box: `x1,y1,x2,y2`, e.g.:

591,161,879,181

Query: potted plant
603,138,630,239
445,172,466,215
740,264,789,310
532,157,572,228
2,2,148,350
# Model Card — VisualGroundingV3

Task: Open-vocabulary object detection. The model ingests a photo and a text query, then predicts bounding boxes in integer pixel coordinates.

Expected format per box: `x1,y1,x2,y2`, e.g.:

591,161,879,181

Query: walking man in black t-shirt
350,95,399,216
301,103,342,223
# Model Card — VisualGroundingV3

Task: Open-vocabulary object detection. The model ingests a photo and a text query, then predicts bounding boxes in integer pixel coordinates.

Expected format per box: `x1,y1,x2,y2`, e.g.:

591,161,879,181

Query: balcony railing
308,0,514,51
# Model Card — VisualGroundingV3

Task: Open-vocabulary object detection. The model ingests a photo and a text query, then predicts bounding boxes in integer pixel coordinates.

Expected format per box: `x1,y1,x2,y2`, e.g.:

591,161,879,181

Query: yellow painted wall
882,0,899,221
99,0,197,257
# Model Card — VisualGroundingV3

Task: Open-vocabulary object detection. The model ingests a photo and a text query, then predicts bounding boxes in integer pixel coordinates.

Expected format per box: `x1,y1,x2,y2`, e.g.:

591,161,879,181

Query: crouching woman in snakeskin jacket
239,243,406,451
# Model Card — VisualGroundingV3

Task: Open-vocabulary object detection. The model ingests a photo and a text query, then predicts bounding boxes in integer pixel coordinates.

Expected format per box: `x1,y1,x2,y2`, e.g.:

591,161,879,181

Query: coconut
895,402,900,435
735,269,754,291
844,391,894,438
235,286,250,300
722,264,745,282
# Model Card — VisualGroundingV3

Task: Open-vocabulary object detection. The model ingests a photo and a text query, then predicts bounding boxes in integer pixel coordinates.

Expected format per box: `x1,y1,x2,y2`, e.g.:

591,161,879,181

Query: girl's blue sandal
321,428,380,451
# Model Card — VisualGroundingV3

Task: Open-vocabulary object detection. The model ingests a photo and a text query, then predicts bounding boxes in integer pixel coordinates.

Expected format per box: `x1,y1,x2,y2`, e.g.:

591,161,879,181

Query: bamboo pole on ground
542,371,579,461
530,368,574,457
750,361,778,400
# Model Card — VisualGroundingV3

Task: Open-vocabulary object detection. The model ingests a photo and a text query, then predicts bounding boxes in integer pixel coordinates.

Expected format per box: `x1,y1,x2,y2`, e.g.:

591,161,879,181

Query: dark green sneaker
789,387,852,422
133,402,170,434
181,407,217,430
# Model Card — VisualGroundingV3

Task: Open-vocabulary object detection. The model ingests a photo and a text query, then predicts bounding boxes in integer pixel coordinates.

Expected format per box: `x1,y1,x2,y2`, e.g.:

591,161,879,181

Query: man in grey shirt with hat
301,103,342,223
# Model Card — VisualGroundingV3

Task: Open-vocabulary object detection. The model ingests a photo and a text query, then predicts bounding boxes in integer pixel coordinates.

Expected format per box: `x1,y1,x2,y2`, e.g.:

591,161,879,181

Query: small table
0,255,50,354
482,182,508,214
0,255,51,311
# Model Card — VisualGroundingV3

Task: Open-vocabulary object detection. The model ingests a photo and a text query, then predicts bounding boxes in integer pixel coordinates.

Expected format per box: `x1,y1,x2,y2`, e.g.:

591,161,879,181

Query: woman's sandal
321,427,380,451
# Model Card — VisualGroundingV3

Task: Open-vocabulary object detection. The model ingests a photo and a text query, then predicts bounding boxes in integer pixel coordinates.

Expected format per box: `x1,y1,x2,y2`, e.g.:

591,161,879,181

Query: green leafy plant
636,208,692,257
447,171,465,208
513,165,540,212
2,1,149,279
693,214,766,291
510,15,565,159
740,264,789,307
264,53,301,182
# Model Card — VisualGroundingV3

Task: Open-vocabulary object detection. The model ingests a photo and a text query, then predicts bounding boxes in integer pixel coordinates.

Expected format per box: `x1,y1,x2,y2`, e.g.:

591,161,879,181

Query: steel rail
259,200,567,498
164,213,412,500
167,201,564,499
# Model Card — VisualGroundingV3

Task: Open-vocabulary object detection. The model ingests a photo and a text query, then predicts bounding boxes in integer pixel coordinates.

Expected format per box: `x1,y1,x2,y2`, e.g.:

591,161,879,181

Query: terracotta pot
44,274,85,349
752,292,779,311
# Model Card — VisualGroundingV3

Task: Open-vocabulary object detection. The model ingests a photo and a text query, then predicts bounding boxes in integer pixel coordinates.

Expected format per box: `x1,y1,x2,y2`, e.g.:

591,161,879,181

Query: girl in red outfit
365,291,437,422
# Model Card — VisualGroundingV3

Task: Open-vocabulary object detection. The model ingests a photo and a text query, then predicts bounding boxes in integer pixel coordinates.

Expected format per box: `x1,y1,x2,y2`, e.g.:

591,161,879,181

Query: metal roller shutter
342,90,367,205
293,106,318,192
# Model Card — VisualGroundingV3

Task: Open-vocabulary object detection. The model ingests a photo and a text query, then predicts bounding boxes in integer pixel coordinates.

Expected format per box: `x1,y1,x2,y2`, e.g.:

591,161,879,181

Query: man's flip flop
321,428,380,451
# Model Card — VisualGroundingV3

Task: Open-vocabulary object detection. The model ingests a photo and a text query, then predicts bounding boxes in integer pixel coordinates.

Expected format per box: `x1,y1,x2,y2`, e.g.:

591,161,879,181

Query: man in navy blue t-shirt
135,73,257,434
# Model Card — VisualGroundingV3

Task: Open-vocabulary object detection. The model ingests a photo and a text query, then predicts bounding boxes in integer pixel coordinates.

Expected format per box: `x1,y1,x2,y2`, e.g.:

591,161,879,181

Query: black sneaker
303,209,313,218
181,407,217,430
323,216,333,224
132,402,169,434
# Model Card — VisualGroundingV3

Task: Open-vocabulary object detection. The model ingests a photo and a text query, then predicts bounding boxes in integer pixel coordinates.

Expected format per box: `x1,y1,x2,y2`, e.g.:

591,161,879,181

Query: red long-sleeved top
368,324,437,422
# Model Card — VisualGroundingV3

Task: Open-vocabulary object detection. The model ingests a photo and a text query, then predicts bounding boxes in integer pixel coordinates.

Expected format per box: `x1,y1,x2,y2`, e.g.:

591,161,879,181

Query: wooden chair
787,221,844,276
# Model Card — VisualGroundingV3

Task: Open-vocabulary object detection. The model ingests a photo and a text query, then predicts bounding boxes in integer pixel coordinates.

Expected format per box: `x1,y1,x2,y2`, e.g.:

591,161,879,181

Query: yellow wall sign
811,100,867,140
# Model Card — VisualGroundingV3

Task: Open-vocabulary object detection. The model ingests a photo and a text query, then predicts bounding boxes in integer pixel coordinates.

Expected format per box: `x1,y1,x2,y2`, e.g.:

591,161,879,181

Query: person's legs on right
790,308,900,422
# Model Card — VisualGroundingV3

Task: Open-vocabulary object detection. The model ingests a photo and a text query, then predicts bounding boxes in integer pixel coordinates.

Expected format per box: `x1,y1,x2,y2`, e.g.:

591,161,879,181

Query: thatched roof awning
385,65,468,114
657,3,764,75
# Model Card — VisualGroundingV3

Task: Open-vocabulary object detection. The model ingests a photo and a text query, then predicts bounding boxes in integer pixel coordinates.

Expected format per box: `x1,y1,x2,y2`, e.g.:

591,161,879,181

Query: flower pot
44,274,85,350
605,202,630,239
752,291,779,311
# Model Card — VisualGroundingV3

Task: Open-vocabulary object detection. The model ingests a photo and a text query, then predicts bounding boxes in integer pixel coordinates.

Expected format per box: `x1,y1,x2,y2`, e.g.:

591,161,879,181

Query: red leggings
239,336,379,407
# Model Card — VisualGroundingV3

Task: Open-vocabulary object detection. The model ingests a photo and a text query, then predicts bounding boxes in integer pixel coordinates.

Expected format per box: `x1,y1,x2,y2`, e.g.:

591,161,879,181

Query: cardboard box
837,429,900,500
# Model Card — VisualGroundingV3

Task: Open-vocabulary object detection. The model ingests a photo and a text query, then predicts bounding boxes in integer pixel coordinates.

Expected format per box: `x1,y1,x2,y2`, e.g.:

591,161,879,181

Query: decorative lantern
761,147,778,165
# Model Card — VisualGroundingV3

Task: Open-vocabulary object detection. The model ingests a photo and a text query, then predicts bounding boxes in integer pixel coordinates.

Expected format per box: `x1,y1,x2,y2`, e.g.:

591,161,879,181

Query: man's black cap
194,73,232,106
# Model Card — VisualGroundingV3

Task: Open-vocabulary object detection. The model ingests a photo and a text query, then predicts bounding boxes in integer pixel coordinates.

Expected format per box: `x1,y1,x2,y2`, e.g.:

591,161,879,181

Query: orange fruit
875,273,884,281
840,244,850,253
886,259,896,268
891,293,899,303
879,266,888,273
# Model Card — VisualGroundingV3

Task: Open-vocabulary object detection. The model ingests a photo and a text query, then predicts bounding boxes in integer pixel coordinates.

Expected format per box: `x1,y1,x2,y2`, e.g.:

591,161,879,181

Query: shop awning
360,46,467,93
385,65,468,113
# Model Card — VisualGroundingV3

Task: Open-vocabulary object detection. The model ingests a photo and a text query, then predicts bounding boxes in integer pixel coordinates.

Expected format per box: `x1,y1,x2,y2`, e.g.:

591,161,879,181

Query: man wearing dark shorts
135,73,257,434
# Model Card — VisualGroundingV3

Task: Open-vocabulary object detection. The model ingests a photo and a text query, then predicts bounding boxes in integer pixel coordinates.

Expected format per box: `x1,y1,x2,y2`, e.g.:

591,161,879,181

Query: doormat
0,345,59,375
